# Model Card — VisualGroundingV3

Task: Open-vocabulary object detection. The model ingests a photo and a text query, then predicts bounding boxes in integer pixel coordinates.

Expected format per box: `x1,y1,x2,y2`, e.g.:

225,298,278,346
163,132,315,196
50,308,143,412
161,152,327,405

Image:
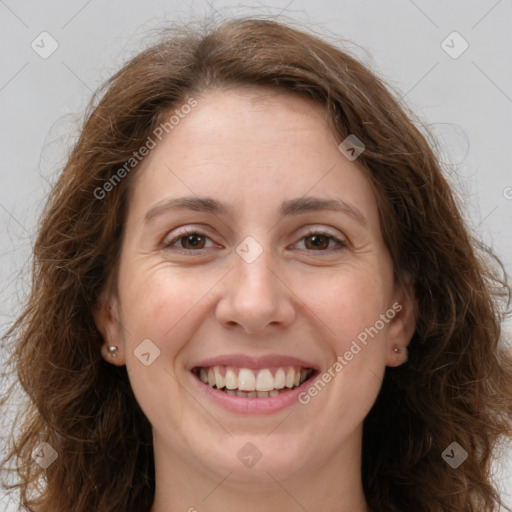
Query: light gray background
1,0,511,509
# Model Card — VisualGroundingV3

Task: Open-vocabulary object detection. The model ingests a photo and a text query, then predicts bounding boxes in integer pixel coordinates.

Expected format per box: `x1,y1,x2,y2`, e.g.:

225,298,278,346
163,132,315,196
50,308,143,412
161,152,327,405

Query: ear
385,280,416,368
92,289,126,366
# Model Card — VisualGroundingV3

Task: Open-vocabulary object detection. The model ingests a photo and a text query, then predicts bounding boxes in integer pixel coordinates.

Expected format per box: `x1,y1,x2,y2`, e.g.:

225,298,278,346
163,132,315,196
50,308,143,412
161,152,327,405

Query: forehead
126,87,380,230
142,86,336,169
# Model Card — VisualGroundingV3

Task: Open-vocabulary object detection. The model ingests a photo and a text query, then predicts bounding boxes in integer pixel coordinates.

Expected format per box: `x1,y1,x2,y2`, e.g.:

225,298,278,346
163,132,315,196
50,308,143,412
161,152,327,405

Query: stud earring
393,346,408,363
107,345,118,358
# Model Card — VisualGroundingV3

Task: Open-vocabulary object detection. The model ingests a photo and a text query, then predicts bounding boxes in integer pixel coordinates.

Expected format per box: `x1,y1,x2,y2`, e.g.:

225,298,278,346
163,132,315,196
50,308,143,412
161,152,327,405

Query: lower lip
192,373,315,414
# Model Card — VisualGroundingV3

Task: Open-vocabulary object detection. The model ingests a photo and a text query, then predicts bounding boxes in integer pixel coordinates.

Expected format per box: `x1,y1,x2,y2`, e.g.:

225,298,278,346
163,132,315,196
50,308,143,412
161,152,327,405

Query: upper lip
191,354,319,371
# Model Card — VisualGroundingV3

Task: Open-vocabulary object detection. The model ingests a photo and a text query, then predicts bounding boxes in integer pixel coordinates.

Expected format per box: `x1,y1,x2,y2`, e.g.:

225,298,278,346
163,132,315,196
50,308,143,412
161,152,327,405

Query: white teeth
207,368,216,387
238,368,256,391
197,365,313,395
274,368,285,389
285,367,295,388
214,367,225,389
225,368,238,390
256,369,274,391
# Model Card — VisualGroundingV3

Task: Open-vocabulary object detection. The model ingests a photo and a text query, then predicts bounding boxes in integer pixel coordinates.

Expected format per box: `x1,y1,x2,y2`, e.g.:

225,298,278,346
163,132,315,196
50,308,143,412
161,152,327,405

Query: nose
214,248,296,334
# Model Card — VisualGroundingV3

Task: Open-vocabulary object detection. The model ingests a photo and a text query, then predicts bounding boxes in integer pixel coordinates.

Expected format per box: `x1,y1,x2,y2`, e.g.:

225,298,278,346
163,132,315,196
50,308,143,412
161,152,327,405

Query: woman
2,16,511,512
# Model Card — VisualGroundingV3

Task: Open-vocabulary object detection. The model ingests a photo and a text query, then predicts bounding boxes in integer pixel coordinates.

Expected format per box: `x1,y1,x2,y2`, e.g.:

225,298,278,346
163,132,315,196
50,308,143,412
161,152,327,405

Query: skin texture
94,88,415,512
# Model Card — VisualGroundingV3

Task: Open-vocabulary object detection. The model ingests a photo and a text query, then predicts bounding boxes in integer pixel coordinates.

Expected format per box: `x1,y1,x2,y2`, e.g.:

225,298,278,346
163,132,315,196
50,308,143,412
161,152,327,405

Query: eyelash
161,227,348,254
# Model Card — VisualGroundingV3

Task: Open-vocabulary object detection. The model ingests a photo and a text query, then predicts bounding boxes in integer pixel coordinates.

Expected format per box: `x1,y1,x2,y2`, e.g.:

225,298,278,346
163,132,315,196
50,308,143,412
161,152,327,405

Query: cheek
308,264,392,345
117,264,228,365
115,271,206,424
297,269,391,440
120,274,195,343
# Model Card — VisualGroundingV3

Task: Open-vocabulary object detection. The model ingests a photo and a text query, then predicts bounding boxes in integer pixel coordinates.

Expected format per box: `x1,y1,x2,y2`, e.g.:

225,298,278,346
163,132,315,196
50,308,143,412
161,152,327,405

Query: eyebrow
144,195,368,226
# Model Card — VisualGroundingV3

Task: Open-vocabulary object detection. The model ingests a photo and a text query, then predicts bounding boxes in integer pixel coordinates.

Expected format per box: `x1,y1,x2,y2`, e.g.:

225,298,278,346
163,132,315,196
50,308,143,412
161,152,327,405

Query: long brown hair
2,16,511,512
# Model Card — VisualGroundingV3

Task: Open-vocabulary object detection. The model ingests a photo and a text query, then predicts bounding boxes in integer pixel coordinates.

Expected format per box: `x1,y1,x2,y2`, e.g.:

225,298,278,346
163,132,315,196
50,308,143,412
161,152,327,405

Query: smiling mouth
192,365,315,398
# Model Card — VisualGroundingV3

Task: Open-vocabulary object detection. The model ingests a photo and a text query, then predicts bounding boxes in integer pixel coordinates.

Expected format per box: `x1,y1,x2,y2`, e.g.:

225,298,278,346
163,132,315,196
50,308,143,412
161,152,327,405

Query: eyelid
297,224,346,239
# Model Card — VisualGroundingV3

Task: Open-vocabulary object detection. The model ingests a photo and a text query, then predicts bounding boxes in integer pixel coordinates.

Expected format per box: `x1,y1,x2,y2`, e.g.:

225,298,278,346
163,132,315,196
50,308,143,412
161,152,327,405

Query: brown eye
162,229,216,251
294,230,348,253
180,233,206,250
304,234,330,250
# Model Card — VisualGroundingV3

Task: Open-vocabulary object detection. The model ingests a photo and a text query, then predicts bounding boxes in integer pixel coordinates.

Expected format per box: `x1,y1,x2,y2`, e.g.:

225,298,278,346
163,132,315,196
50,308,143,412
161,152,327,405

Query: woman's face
96,88,413,487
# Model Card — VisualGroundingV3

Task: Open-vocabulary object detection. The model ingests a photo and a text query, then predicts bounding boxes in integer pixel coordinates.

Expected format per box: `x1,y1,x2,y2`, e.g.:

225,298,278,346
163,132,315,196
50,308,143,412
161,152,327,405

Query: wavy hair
2,16,511,512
